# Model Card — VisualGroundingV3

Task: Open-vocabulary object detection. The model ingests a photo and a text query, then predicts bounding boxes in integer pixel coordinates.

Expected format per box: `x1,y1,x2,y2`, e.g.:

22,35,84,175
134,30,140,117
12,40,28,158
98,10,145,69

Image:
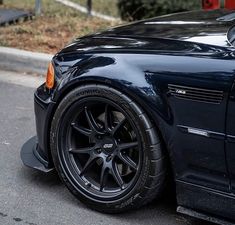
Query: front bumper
21,83,56,172
21,136,54,173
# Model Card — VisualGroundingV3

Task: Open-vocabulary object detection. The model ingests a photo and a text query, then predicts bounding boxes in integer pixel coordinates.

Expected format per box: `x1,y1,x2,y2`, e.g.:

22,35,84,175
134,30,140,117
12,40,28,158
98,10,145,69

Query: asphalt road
0,70,214,225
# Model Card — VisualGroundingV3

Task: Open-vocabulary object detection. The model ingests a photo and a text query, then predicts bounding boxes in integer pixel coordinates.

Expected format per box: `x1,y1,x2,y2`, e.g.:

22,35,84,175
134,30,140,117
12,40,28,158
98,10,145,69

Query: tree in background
118,0,201,21
0,0,3,5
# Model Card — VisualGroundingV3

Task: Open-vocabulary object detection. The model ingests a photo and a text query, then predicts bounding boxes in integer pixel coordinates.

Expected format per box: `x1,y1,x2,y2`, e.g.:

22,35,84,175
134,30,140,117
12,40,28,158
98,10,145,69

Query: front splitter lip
21,136,54,173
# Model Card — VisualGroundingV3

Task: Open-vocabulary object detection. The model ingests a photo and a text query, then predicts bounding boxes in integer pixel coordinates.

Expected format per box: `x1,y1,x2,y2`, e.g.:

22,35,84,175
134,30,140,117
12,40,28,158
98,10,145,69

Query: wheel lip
56,95,145,202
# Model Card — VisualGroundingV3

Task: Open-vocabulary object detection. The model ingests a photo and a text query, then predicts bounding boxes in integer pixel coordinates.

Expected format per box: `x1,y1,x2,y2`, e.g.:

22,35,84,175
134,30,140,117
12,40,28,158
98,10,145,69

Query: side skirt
177,206,234,225
176,180,235,224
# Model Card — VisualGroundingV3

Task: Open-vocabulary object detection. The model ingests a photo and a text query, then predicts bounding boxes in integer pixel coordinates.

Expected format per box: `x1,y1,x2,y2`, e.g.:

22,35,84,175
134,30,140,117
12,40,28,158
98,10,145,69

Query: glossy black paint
22,9,235,223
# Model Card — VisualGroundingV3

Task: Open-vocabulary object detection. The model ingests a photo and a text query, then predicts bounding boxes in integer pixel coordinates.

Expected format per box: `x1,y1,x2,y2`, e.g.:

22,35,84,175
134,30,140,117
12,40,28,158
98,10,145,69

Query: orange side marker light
46,62,55,89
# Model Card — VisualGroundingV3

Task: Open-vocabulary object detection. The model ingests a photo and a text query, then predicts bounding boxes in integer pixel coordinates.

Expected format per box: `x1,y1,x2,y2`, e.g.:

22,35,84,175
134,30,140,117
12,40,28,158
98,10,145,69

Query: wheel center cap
101,138,116,154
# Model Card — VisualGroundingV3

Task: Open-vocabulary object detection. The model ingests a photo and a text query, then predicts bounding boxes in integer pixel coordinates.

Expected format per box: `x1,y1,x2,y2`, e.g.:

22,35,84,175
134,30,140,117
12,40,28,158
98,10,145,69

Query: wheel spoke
118,142,138,151
100,165,109,191
80,155,97,176
69,146,94,154
112,118,126,135
111,162,124,188
66,101,142,194
71,123,92,137
118,152,137,170
85,107,103,134
104,104,112,131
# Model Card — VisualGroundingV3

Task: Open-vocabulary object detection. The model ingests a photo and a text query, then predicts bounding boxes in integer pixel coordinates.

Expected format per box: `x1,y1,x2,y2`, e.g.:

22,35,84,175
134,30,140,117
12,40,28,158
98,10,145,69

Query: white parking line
0,70,45,88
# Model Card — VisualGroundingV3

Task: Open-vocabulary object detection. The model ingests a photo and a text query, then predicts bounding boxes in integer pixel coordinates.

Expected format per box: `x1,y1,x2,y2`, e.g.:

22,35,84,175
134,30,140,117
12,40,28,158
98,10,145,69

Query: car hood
100,9,234,47
59,9,235,56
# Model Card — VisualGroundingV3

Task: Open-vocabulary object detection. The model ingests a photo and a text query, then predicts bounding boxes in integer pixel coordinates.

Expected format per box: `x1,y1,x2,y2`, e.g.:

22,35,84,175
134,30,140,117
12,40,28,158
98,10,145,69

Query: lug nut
85,182,91,188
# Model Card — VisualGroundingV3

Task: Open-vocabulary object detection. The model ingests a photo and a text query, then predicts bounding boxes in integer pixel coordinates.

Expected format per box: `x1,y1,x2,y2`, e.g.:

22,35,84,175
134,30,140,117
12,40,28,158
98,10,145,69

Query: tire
50,84,166,213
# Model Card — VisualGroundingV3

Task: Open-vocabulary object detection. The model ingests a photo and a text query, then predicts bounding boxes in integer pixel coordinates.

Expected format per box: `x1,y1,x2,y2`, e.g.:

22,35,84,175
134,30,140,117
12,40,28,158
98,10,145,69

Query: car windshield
219,13,235,46
217,12,235,21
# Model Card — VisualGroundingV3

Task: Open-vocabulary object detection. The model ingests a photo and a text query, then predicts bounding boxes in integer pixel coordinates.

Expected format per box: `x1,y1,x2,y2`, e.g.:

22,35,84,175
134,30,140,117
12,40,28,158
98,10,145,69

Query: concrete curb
0,47,53,75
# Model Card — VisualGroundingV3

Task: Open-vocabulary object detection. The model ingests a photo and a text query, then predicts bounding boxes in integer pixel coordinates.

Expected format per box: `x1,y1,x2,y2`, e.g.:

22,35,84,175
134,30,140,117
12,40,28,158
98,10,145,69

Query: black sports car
21,9,235,224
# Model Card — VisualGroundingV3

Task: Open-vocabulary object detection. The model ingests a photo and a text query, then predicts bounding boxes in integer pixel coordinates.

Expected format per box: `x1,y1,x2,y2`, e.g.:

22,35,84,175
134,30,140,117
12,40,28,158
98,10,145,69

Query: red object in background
225,0,235,9
202,0,220,10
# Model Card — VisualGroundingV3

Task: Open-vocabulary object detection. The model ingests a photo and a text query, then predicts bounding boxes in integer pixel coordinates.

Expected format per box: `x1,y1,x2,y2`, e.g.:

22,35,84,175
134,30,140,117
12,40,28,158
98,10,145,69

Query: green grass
72,0,119,18
2,0,88,17
0,0,119,53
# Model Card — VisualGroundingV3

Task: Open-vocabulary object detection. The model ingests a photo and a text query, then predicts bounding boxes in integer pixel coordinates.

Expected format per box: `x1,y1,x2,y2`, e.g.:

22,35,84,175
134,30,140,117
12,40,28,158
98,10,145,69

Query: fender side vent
168,84,223,104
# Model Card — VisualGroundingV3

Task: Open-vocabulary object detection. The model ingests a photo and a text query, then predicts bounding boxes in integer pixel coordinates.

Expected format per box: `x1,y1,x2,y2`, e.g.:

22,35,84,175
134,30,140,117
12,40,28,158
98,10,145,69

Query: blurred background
0,0,228,54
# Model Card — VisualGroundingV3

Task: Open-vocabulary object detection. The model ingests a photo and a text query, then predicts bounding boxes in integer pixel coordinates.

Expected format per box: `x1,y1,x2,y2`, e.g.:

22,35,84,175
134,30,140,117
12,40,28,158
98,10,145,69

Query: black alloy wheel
51,84,166,213
63,99,142,198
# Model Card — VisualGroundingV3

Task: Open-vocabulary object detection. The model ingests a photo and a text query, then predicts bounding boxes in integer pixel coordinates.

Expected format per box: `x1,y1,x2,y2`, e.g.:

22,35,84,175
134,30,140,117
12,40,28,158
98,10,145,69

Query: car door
226,82,235,193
